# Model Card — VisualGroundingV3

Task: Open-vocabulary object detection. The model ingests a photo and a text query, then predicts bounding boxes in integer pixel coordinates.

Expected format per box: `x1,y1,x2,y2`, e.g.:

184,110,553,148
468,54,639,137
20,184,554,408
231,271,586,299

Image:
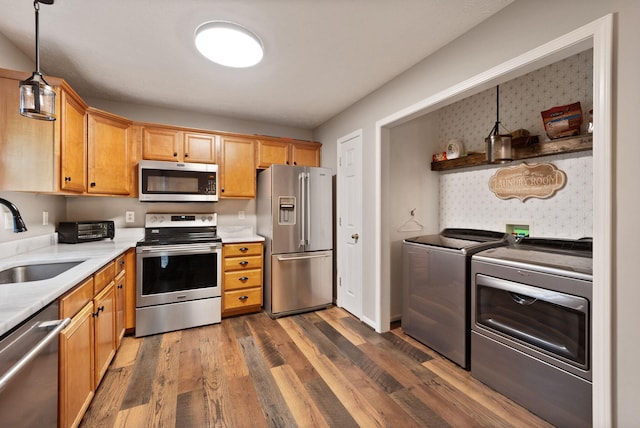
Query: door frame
336,129,364,318
374,15,613,426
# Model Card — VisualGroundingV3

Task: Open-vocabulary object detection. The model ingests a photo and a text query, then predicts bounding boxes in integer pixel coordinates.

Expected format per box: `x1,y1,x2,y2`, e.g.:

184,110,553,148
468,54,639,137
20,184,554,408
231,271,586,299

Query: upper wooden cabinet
58,82,88,193
0,68,57,192
87,108,132,195
142,125,218,163
219,134,256,198
256,138,321,169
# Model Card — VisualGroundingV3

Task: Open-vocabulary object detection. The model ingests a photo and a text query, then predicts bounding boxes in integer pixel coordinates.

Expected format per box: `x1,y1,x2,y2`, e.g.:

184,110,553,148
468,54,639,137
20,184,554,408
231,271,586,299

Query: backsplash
436,50,593,239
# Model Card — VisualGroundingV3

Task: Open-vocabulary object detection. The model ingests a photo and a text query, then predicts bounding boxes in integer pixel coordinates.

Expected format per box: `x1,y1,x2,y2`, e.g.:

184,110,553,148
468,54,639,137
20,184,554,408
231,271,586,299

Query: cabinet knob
117,284,123,289
184,153,189,158
90,182,96,187
221,188,225,193
92,306,105,317
293,161,297,165
286,161,290,165
238,295,249,301
173,152,178,157
239,261,249,266
64,176,71,182
119,260,125,266
239,276,249,281
239,247,249,252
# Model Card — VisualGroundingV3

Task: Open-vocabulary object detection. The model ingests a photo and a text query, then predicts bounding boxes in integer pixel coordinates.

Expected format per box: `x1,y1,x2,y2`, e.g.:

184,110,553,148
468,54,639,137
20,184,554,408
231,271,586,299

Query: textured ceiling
0,0,513,129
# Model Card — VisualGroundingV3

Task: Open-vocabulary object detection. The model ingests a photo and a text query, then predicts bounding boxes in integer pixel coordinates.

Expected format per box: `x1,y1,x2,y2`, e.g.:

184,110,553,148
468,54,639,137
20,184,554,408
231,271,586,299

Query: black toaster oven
57,221,115,244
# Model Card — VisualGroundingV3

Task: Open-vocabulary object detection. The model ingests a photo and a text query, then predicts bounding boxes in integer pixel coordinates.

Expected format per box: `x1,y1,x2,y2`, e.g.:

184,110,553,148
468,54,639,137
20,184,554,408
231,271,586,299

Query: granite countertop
217,226,265,244
0,229,144,337
1,226,264,337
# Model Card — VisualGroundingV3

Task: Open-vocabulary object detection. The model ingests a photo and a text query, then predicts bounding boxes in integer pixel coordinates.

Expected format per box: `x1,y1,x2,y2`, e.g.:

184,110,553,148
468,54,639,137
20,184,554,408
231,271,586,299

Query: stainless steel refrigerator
257,164,333,317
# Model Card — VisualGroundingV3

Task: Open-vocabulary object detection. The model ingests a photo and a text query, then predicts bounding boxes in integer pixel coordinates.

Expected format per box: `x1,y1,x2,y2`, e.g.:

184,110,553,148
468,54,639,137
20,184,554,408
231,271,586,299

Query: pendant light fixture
19,0,56,121
485,85,511,163
195,21,264,68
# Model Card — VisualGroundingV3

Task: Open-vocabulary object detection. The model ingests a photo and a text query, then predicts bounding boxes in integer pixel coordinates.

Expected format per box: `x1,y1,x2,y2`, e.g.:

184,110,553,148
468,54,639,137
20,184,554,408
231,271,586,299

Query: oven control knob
149,216,157,223
207,215,213,222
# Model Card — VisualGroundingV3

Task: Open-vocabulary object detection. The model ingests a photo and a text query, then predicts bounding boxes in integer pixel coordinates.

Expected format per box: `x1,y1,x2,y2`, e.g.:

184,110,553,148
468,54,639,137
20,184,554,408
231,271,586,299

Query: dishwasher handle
0,318,70,393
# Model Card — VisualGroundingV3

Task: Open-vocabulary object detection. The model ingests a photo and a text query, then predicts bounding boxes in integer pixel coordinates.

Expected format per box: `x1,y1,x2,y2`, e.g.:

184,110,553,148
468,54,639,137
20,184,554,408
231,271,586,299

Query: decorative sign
488,162,566,202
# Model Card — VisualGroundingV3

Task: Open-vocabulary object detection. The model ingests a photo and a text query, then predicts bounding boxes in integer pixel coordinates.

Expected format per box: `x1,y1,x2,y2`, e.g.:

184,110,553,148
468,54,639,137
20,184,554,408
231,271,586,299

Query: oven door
136,243,221,307
473,273,589,375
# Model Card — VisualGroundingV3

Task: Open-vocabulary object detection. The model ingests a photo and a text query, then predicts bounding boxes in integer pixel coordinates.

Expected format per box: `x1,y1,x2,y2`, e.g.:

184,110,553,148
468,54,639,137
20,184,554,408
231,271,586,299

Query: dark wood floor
80,306,552,427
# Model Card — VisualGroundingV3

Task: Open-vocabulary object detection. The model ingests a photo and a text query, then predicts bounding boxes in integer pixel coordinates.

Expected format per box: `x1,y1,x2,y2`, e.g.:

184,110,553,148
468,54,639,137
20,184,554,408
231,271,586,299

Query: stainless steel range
135,213,222,337
470,237,592,428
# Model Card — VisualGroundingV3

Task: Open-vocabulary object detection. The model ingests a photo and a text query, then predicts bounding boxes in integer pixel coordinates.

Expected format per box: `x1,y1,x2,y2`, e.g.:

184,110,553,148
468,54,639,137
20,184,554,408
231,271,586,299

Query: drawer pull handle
239,261,249,266
239,276,249,281
238,295,249,301
239,247,249,252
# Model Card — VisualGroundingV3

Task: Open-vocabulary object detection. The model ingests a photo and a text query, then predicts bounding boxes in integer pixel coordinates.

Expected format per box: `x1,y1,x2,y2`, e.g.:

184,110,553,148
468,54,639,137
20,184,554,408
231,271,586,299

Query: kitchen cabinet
87,107,132,195
142,125,218,163
123,248,136,332
58,82,88,193
58,257,122,428
256,138,321,169
0,68,57,192
219,134,256,198
115,268,127,348
222,242,263,317
59,299,95,428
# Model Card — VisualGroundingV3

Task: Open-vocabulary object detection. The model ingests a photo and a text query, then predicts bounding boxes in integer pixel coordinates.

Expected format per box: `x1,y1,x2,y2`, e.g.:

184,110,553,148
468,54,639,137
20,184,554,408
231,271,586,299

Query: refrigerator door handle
304,172,311,247
276,253,332,261
299,172,305,247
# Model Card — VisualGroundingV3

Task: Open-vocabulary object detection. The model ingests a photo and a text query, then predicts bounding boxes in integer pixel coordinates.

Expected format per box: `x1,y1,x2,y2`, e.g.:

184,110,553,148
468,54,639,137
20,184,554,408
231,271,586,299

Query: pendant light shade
19,0,56,121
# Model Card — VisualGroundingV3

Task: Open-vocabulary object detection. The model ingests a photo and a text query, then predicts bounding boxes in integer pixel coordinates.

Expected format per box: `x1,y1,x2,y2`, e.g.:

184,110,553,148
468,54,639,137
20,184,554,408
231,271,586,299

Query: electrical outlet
4,212,13,230
125,211,135,223
238,210,245,220
42,211,49,226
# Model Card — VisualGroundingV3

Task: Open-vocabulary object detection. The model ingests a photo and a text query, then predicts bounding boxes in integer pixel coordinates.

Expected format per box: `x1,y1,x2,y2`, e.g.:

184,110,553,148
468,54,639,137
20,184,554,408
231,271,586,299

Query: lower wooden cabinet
222,242,264,317
123,248,136,332
59,302,94,428
58,256,125,428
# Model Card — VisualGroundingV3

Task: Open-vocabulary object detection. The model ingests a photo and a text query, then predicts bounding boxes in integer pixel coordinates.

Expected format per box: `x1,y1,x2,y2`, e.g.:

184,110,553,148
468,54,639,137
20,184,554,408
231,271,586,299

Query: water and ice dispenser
278,196,296,225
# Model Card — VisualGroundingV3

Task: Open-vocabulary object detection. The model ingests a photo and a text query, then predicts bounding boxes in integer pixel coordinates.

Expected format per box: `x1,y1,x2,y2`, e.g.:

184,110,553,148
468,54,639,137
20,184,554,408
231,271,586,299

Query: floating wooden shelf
430,134,593,171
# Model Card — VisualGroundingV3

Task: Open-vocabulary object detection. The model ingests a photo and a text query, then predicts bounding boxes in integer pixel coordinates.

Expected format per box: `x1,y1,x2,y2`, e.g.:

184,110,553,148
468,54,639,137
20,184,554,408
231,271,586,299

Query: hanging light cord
33,1,41,74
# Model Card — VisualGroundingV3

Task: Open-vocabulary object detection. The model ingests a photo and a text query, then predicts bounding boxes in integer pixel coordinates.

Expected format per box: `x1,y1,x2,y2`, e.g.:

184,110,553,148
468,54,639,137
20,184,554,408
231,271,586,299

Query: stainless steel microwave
139,160,218,202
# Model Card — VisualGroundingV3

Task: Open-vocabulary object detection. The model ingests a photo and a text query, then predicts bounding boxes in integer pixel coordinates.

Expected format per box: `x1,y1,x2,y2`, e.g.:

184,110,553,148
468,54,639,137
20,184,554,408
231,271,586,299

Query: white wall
313,1,640,425
0,31,67,243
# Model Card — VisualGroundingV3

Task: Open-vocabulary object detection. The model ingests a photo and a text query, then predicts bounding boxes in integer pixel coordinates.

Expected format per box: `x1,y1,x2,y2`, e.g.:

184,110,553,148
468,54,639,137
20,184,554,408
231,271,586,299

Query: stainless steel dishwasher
0,302,70,428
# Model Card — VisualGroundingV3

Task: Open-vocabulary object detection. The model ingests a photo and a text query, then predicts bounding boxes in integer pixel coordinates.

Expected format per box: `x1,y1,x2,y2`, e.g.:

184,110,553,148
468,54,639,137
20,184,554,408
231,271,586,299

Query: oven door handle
509,292,537,306
137,244,220,253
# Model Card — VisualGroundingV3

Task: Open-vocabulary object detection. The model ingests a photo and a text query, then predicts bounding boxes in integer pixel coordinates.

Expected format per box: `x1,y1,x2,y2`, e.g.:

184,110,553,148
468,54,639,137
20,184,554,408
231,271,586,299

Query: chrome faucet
0,198,28,233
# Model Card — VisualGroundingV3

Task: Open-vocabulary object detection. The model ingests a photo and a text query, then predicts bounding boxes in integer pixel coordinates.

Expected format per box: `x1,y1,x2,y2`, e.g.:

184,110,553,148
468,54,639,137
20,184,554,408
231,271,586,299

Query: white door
337,130,363,318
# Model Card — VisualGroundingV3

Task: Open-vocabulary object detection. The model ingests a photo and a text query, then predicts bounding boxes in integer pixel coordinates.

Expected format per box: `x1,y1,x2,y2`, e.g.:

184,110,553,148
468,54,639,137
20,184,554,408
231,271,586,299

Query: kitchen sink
0,261,84,284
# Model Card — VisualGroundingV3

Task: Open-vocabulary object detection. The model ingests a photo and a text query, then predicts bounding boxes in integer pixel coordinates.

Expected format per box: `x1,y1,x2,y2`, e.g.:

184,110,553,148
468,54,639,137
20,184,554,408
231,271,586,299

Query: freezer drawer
269,250,333,316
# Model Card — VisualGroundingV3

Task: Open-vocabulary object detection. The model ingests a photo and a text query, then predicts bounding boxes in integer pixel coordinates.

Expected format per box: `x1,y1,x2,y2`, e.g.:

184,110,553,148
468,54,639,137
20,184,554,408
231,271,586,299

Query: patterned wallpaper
436,49,593,239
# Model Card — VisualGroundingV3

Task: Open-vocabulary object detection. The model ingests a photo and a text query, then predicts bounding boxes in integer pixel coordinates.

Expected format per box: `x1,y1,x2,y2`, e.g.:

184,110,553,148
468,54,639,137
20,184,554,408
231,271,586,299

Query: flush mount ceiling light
19,0,56,121
195,21,264,68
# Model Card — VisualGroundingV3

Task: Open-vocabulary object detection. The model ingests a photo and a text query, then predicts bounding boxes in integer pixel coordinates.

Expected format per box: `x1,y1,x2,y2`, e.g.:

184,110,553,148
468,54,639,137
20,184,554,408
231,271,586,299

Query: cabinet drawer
224,242,263,257
115,254,126,275
94,262,115,294
223,287,262,310
60,277,94,319
224,269,262,291
223,255,262,271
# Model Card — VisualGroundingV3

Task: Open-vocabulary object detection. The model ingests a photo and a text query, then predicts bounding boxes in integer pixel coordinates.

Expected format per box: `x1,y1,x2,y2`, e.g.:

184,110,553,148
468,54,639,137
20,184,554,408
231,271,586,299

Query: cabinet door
124,249,136,331
142,126,183,161
291,142,321,167
59,302,95,428
184,132,217,164
93,281,116,387
256,139,290,169
87,110,131,195
59,88,87,192
220,135,256,198
114,270,126,348
0,73,55,192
